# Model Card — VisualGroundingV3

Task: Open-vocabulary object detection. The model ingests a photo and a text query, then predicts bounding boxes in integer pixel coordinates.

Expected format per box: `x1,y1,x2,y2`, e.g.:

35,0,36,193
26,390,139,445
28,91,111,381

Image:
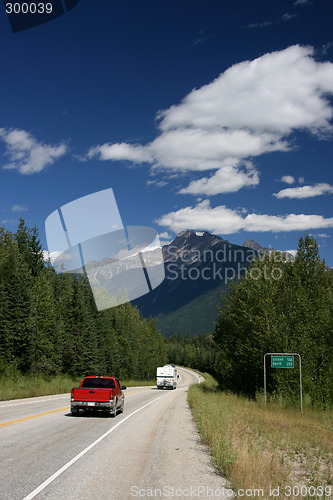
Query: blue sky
0,0,333,265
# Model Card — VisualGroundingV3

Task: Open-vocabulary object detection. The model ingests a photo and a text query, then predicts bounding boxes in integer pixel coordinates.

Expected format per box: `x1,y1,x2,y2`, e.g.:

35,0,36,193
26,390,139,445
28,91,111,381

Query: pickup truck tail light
71,389,74,402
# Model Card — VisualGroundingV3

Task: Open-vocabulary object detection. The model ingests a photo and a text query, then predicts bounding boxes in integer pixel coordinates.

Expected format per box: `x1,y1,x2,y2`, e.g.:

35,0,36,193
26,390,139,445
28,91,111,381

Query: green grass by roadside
0,374,156,401
188,374,333,500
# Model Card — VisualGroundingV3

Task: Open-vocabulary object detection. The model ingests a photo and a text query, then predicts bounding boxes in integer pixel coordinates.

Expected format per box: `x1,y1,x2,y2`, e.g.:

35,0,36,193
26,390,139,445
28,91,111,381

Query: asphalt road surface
0,368,232,500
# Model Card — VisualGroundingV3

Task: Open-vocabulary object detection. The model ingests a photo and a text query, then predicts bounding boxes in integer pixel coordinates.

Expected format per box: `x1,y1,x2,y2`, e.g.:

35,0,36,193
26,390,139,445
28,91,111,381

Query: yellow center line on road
124,388,154,395
176,370,191,386
0,407,70,428
0,388,154,428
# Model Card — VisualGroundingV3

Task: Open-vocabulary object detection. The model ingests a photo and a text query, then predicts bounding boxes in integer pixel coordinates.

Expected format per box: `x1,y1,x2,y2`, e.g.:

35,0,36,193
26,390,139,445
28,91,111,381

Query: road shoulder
138,386,233,499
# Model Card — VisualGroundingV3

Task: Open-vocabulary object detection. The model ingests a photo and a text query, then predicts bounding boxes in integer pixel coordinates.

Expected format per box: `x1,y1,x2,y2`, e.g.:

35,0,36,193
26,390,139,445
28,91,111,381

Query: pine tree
14,218,44,277
0,227,32,372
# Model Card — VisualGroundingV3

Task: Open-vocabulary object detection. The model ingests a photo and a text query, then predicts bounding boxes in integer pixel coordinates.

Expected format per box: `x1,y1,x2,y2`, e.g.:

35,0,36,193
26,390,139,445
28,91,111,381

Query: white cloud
88,142,152,163
156,200,333,234
193,29,213,47
88,46,333,195
158,231,172,240
179,162,259,195
322,42,333,55
0,128,67,174
11,204,28,212
281,175,295,184
298,176,305,183
158,231,173,245
151,129,289,171
90,129,289,173
247,21,272,29
146,179,168,187
243,213,333,232
285,249,298,258
274,183,333,199
1,219,18,225
43,250,62,263
157,201,242,234
281,13,297,22
158,45,333,135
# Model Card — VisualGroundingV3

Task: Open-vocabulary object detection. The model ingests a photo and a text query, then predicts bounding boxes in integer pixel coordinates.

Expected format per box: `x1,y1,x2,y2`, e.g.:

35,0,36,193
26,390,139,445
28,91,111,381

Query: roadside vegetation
213,235,333,408
174,236,332,497
167,235,333,409
0,372,156,401
189,374,333,500
0,373,80,401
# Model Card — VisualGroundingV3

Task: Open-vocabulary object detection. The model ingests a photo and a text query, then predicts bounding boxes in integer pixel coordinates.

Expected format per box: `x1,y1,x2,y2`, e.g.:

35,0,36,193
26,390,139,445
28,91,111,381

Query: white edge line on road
0,387,151,408
22,391,173,500
0,397,68,408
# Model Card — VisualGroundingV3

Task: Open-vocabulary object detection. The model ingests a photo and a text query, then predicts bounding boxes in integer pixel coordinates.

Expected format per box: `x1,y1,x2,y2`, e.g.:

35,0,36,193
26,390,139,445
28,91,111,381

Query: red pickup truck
70,376,126,417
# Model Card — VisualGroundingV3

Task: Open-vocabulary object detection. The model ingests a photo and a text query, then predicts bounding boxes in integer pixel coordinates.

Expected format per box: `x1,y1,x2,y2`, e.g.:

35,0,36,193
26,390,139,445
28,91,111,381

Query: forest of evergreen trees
0,219,167,380
164,332,221,375
165,235,333,408
214,235,333,407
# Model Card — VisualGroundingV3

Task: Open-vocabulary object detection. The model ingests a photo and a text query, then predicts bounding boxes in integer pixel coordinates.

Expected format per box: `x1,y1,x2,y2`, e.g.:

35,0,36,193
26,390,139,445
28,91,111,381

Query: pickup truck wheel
71,408,79,416
119,399,124,413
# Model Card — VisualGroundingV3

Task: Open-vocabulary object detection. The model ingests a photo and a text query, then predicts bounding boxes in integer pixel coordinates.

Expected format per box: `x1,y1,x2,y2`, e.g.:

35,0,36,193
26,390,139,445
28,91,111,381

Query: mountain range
132,230,293,337
71,229,293,337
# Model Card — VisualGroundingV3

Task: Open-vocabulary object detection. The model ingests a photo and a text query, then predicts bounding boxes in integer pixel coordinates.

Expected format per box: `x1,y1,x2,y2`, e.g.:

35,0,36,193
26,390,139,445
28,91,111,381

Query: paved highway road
0,368,231,500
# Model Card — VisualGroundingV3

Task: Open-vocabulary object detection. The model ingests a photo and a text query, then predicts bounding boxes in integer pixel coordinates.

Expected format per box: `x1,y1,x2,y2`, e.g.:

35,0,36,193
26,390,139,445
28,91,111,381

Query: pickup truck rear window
81,378,116,389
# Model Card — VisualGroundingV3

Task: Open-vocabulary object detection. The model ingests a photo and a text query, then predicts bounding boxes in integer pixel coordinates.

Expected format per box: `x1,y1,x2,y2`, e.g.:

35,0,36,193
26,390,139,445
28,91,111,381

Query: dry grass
188,375,333,499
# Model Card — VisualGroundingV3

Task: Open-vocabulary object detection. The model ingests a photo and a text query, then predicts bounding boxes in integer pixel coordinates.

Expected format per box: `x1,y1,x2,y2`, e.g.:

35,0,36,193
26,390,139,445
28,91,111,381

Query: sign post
264,353,302,413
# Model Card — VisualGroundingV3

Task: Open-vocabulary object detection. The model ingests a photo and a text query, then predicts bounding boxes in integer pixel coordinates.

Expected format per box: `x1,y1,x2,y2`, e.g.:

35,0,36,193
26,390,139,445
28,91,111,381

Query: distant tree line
165,235,333,408
0,219,167,380
164,332,221,374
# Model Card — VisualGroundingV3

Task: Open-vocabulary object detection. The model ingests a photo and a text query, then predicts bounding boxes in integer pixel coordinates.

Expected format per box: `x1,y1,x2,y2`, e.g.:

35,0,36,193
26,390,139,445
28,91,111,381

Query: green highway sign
271,355,294,368
264,353,302,412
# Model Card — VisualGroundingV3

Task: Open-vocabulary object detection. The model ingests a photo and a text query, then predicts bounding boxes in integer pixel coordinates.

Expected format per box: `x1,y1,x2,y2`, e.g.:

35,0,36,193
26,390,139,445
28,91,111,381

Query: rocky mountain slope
133,230,260,336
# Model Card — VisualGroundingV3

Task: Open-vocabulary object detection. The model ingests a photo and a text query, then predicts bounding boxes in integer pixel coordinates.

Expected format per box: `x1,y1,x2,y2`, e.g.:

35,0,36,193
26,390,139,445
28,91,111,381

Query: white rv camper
156,365,178,389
